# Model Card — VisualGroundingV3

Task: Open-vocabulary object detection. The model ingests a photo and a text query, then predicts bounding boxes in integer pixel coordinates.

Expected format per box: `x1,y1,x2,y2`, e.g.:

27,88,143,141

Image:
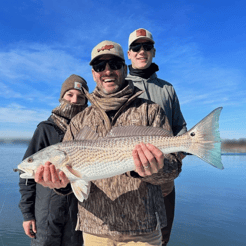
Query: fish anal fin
71,180,91,202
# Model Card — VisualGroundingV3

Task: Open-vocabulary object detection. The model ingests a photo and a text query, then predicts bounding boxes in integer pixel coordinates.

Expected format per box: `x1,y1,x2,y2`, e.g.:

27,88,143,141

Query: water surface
0,144,245,245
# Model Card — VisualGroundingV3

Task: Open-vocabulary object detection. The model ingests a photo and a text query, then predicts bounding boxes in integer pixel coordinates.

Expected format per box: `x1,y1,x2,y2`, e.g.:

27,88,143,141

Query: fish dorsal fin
75,126,100,141
106,125,173,138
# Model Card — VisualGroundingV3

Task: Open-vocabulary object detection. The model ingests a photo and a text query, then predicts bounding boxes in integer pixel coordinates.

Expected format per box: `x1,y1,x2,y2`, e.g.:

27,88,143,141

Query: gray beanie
60,74,89,100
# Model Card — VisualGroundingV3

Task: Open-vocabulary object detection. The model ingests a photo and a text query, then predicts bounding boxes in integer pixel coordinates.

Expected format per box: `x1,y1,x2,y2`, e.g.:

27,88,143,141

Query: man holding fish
34,40,182,245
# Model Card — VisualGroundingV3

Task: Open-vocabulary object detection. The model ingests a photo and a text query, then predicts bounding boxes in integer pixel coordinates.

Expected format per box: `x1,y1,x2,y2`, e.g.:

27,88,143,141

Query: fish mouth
14,167,34,178
13,168,25,174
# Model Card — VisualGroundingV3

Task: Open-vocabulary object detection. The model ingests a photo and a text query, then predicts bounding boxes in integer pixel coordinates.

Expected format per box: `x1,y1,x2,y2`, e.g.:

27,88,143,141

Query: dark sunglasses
92,59,125,72
130,42,154,52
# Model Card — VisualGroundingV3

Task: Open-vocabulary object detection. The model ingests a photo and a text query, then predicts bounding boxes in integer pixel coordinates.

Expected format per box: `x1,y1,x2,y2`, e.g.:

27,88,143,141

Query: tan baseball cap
128,28,155,49
89,40,125,65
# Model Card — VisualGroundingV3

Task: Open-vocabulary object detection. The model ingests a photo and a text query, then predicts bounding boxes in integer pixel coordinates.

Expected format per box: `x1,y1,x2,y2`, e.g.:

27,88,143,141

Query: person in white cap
19,74,88,246
34,40,183,246
127,28,187,246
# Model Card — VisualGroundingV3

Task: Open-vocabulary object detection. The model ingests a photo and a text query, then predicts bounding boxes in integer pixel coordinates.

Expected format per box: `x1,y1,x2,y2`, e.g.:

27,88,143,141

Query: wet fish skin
16,107,223,202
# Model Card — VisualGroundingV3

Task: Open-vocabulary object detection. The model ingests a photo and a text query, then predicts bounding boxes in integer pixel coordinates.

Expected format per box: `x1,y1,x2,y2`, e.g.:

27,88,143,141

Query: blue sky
0,0,245,140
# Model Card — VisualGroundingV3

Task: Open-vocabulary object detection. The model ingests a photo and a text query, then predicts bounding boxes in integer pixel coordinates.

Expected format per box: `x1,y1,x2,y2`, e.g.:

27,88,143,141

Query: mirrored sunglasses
130,42,154,52
92,59,125,72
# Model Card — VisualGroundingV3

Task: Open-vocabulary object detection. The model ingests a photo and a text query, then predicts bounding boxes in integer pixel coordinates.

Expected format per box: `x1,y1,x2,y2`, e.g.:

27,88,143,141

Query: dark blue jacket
18,116,82,246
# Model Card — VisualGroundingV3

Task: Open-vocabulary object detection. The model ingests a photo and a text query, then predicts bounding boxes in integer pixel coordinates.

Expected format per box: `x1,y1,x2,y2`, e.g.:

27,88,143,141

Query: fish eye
27,158,33,163
190,132,195,137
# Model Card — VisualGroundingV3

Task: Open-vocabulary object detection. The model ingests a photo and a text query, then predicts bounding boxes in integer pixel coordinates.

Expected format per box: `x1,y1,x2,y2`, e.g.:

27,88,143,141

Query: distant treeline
0,139,30,145
221,138,246,153
1,138,246,153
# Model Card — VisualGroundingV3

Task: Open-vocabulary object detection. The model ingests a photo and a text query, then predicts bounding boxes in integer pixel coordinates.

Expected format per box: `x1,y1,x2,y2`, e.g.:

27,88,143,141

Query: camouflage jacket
62,84,182,236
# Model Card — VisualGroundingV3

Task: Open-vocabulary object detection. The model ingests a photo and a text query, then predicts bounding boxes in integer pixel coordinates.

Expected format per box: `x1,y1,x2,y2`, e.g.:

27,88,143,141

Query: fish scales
61,135,184,166
58,134,193,181
59,136,157,180
16,107,224,202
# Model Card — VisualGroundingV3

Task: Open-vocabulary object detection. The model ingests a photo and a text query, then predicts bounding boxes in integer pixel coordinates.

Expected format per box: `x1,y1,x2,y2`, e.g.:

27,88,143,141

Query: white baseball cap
128,28,155,49
90,40,125,65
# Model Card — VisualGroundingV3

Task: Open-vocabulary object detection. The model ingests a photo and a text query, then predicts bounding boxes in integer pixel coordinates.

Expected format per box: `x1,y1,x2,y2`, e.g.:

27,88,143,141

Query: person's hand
23,220,36,238
132,143,164,177
35,161,69,189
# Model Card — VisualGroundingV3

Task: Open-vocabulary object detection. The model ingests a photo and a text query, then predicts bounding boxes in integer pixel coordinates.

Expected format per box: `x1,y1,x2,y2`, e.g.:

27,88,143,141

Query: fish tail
187,107,224,169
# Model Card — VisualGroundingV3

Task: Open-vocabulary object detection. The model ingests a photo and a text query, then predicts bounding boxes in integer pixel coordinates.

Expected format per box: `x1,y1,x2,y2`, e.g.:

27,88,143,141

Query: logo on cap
74,82,82,91
136,29,147,37
97,45,114,52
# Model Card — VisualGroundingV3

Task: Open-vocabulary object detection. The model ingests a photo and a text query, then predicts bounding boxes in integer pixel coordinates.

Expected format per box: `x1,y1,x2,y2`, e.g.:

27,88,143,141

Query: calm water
0,144,245,246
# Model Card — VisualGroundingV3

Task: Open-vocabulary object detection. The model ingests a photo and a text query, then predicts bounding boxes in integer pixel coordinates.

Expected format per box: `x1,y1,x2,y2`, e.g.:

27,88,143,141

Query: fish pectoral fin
71,180,91,202
65,165,83,179
64,165,91,201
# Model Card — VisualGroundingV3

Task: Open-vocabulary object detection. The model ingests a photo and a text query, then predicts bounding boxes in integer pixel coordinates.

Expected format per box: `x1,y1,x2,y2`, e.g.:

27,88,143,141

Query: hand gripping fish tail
15,107,224,202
